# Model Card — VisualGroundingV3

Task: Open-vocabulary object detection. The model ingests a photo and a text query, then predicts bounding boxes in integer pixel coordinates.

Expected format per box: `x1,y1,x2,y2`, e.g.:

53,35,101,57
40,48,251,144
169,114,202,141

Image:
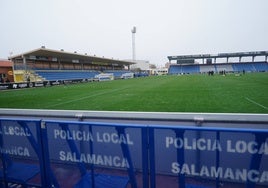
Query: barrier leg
246,133,266,188
40,121,60,187
215,131,220,188
116,127,137,188
142,127,149,188
175,130,185,188
0,121,10,188
149,128,156,188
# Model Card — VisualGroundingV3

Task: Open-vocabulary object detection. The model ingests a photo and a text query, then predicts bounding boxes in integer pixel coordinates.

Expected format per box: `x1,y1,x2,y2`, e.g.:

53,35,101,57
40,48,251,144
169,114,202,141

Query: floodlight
131,26,137,61
131,26,136,33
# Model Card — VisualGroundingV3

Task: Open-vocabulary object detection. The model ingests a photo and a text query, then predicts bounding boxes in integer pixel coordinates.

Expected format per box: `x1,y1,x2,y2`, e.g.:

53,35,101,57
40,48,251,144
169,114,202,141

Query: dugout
9,47,135,83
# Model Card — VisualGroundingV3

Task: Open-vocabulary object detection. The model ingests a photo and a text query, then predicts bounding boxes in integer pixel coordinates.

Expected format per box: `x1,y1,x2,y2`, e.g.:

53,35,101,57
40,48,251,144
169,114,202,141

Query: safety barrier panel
0,118,45,187
149,125,268,188
0,118,148,188
0,117,267,188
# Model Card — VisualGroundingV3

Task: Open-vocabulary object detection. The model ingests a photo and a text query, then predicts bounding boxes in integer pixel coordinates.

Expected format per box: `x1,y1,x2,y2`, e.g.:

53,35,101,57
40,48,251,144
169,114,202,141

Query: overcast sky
0,0,268,66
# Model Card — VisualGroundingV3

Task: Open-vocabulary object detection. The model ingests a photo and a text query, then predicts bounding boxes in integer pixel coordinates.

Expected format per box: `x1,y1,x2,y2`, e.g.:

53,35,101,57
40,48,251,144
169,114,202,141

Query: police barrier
0,118,149,188
0,117,267,188
149,125,268,188
0,118,45,187
42,120,148,188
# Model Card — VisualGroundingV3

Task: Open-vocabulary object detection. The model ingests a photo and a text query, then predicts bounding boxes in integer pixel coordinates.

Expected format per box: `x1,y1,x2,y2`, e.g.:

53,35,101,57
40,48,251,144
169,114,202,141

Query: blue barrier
0,118,44,187
41,120,148,188
149,125,268,188
0,118,267,188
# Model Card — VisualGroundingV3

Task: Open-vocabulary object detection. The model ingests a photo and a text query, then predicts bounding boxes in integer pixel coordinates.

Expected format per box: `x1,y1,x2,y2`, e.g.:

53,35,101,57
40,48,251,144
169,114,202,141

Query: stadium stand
199,65,215,73
168,51,268,75
182,65,200,73
168,64,200,74
232,62,268,72
8,48,135,84
35,70,99,81
216,64,233,72
168,62,268,74
232,62,255,72
253,62,268,71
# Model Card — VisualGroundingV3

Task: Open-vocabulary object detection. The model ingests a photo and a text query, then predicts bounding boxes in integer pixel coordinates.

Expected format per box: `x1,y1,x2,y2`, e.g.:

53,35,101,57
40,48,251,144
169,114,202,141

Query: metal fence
0,109,267,188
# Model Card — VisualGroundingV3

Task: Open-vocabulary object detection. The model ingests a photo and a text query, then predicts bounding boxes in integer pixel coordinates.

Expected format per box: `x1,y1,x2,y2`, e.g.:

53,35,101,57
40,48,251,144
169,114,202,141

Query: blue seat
36,71,99,81
232,63,253,72
253,62,268,71
168,65,200,74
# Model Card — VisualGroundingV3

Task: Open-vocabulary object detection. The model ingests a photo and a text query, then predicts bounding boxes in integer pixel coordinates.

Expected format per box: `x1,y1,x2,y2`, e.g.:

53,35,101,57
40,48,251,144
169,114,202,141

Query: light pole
131,26,136,62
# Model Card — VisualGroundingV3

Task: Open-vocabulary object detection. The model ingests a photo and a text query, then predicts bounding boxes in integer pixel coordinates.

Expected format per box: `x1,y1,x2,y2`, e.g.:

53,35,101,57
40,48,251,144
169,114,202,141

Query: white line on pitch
245,97,268,110
46,87,129,108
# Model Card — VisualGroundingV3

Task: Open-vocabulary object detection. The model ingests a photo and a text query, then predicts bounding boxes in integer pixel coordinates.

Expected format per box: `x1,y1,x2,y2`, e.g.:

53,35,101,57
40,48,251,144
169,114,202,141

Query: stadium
168,51,268,75
0,48,268,188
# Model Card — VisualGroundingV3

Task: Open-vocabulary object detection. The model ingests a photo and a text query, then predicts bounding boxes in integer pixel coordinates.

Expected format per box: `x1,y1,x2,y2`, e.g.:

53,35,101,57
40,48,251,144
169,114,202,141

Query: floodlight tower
131,26,136,62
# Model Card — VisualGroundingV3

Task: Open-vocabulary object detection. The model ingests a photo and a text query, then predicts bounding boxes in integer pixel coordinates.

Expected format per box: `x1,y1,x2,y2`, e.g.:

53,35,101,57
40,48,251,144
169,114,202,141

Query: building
9,47,135,83
128,60,150,71
0,59,14,83
167,51,268,74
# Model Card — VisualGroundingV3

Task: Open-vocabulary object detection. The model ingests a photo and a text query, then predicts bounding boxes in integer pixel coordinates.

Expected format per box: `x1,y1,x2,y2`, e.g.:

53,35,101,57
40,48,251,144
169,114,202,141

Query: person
27,75,30,82
26,74,30,87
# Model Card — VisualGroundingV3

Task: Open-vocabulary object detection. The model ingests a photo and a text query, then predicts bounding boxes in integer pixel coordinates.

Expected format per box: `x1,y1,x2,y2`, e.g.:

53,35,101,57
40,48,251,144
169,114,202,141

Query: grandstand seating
168,62,268,74
169,65,200,74
232,63,255,72
216,64,233,72
253,62,268,71
232,62,268,72
35,70,99,81
199,65,215,73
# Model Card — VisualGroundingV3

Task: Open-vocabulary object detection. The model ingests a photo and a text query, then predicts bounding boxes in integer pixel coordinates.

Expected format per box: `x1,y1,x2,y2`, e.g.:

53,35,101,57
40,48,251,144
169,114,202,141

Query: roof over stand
9,47,136,66
168,51,268,63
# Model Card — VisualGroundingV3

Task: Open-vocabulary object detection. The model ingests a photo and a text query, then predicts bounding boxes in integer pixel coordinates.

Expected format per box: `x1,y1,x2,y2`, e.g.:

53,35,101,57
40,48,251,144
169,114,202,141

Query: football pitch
0,73,268,113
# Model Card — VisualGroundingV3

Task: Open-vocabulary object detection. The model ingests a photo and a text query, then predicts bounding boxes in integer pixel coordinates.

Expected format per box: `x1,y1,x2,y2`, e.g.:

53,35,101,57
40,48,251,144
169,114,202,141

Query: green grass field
0,73,268,113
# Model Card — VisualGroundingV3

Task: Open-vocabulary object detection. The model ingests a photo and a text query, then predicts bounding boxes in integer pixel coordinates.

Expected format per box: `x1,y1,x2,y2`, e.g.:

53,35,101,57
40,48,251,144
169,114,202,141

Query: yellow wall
13,70,25,82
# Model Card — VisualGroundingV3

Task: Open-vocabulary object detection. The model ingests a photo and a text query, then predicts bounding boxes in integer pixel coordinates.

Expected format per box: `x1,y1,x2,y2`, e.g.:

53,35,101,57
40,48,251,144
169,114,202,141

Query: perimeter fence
0,109,267,188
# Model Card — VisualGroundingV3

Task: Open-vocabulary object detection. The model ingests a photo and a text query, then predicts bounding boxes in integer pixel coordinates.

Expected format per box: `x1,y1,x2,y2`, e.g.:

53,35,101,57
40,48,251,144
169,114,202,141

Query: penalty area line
245,97,268,110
